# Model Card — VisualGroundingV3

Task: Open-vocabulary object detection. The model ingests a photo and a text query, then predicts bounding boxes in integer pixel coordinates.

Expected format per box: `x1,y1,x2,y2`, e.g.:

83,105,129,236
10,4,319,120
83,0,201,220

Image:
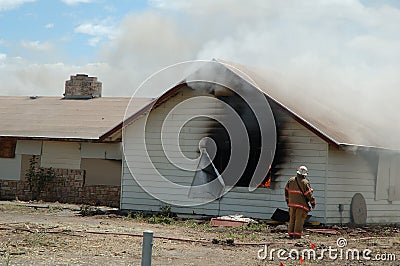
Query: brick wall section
64,74,102,98
0,168,120,207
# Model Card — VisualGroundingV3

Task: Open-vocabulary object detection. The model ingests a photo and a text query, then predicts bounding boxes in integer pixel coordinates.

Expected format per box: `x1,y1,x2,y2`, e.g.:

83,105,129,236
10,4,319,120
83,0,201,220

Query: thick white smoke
0,0,399,148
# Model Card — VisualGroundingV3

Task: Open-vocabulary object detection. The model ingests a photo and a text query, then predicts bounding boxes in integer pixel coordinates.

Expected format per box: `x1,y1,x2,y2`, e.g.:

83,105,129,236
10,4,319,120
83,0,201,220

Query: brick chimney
64,74,102,99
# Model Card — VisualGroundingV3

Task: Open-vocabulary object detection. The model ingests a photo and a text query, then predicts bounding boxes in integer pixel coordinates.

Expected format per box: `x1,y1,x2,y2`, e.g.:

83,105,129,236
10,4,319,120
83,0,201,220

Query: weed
79,205,102,216
47,205,63,213
126,211,145,221
25,155,59,200
383,229,391,236
160,205,174,218
243,222,268,232
127,206,176,225
146,215,175,225
4,253,10,266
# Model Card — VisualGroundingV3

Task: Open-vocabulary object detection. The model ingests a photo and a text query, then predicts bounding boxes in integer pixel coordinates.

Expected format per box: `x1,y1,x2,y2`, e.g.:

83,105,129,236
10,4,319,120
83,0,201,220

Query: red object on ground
210,218,249,227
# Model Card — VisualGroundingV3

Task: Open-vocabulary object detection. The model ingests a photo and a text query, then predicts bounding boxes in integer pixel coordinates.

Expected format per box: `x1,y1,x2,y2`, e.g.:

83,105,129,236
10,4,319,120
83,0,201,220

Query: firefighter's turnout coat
285,175,315,212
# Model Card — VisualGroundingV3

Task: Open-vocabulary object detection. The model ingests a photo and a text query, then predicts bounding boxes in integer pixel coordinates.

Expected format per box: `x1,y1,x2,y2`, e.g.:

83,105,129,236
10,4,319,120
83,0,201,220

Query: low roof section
0,96,152,142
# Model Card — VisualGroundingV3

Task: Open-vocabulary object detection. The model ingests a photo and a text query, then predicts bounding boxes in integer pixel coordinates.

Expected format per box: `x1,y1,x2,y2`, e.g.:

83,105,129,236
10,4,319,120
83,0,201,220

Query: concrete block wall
0,168,120,207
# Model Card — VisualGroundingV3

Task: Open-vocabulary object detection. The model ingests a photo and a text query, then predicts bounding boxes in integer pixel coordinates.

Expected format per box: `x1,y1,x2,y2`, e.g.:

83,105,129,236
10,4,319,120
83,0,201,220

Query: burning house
102,60,400,224
1,62,398,224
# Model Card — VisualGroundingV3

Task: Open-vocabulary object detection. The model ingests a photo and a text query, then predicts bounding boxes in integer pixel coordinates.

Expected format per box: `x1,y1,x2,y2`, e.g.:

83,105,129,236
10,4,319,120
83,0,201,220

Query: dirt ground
0,201,399,266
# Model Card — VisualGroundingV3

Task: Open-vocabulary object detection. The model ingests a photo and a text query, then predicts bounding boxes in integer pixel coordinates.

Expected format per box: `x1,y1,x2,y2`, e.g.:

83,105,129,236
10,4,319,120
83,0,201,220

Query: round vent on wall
350,193,367,225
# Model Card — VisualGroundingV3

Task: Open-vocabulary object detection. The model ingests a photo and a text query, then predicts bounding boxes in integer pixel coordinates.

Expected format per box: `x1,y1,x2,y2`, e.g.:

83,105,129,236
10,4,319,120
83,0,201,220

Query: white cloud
74,23,113,37
0,0,35,11
61,0,96,6
20,40,53,51
103,5,116,13
0,56,112,96
74,19,117,46
87,37,101,47
45,23,54,29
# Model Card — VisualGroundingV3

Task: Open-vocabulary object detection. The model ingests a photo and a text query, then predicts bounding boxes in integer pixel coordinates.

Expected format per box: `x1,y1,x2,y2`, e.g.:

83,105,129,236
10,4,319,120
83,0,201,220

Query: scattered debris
271,208,311,223
272,224,288,232
1,200,400,265
306,228,341,235
9,251,26,255
210,214,257,227
307,221,321,226
264,220,282,225
225,238,234,245
212,238,219,244
271,208,290,222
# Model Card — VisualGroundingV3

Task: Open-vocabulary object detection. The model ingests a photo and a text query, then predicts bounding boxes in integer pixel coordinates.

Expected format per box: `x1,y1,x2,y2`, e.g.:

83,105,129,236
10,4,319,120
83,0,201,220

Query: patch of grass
191,221,271,242
0,204,31,212
126,206,177,225
160,205,174,218
79,205,104,216
146,215,175,225
132,211,145,221
124,209,270,241
180,220,212,231
47,205,63,213
244,222,268,232
24,233,60,248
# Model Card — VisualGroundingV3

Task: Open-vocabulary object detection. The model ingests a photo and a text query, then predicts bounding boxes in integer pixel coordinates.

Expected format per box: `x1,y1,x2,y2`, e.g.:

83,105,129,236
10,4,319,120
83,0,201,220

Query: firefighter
284,165,315,239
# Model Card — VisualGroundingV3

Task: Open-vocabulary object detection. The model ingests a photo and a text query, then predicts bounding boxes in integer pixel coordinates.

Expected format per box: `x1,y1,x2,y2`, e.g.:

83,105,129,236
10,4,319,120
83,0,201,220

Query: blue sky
0,0,149,64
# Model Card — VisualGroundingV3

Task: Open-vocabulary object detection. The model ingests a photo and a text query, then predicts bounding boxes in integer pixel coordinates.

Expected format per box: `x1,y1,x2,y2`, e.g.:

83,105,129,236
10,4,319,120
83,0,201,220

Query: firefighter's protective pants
288,207,308,238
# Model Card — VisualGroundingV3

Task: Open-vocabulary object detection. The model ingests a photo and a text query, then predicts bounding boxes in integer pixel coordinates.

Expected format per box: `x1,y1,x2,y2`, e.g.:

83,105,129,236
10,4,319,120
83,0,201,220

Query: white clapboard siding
121,168,169,212
267,107,328,222
388,155,400,201
325,149,400,224
41,141,81,169
121,88,328,221
121,88,224,215
376,154,400,201
375,154,390,200
15,140,42,155
0,155,22,180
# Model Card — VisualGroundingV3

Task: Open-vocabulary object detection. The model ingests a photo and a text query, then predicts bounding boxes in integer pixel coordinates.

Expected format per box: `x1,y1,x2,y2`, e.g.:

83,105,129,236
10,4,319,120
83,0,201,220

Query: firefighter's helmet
297,165,308,176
